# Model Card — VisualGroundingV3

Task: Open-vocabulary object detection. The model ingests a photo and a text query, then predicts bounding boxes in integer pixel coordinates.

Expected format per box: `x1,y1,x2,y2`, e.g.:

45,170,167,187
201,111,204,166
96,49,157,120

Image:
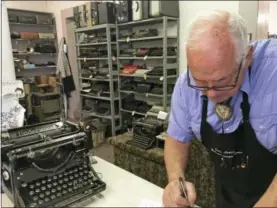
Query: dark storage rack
7,9,57,78
75,24,120,137
116,16,180,127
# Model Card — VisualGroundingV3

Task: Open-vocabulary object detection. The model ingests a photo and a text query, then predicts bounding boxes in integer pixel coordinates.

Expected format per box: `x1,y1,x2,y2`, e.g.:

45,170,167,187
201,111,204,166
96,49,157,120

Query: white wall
45,1,90,41
269,1,277,34
178,1,239,73
5,1,48,12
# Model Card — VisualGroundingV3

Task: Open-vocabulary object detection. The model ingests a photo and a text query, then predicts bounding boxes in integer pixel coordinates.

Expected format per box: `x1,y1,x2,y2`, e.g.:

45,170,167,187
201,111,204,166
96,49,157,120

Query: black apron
200,92,277,208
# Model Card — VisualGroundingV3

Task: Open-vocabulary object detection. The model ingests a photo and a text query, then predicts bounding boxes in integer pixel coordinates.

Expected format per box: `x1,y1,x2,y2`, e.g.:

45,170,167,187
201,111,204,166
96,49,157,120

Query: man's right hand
162,179,197,207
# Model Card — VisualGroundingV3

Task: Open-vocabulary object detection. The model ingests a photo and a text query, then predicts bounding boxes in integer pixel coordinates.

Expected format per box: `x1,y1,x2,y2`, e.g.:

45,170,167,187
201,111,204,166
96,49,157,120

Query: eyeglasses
187,58,244,91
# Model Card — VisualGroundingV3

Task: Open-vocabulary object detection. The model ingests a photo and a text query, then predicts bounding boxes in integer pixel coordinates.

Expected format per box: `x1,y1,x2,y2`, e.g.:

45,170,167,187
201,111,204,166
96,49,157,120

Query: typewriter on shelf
126,116,164,150
1,120,106,207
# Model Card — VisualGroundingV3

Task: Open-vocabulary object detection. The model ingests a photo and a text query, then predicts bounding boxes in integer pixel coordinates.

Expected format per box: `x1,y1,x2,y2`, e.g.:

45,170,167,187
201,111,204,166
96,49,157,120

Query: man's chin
210,97,229,103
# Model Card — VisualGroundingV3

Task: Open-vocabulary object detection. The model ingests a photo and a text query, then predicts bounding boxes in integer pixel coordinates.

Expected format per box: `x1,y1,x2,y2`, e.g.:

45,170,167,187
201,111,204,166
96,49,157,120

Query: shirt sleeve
167,75,194,142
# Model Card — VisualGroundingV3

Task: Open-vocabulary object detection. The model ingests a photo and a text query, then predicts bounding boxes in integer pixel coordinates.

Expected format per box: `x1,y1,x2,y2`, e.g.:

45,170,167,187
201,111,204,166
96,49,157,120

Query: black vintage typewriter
1,120,106,207
126,117,164,150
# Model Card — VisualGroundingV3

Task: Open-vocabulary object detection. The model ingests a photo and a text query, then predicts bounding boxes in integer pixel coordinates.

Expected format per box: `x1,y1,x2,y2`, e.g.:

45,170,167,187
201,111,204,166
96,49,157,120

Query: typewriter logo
16,127,53,137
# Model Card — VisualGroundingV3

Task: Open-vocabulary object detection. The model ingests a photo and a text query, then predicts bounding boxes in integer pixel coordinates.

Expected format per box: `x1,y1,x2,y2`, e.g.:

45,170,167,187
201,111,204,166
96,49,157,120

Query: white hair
186,10,248,64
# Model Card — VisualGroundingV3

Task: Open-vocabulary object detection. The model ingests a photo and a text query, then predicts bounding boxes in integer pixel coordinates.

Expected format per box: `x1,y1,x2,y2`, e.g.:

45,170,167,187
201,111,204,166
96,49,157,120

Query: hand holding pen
162,177,197,207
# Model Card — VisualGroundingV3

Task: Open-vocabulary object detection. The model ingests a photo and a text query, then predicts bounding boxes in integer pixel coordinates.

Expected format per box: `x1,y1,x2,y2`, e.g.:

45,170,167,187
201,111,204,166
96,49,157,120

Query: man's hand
254,173,277,207
163,179,197,207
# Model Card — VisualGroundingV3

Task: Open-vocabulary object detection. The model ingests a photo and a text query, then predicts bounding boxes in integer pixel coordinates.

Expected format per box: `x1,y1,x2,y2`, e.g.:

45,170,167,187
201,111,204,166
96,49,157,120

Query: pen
179,177,201,208
179,177,189,200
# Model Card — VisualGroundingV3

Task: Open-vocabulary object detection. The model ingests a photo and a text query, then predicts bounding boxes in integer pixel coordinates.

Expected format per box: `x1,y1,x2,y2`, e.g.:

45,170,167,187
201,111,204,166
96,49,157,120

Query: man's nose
206,89,219,98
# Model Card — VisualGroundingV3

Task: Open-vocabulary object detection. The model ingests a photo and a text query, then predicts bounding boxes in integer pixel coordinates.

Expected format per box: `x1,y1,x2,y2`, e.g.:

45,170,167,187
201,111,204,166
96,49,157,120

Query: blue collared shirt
167,39,277,154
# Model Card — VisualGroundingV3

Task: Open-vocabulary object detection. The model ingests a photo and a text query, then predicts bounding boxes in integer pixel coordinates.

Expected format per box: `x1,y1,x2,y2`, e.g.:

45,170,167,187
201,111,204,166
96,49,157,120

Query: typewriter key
59,179,63,184
33,196,38,201
42,180,46,184
53,182,58,186
36,182,40,186
30,202,37,207
29,191,35,196
47,178,52,182
44,197,49,202
47,184,52,188
68,182,73,186
64,172,68,176
83,164,88,168
35,189,40,193
74,174,78,178
73,186,78,190
84,176,88,180
45,191,50,196
41,186,46,191
80,172,84,176
68,188,73,192
39,193,45,198
57,193,62,197
51,195,56,200
62,190,67,195
29,184,35,189
53,176,58,180
51,188,56,193
57,186,62,191
84,170,88,174
38,200,43,205
70,176,74,180
69,170,73,174
79,167,83,171
21,183,27,187
64,178,69,182
63,184,67,189
73,168,78,172
58,174,63,178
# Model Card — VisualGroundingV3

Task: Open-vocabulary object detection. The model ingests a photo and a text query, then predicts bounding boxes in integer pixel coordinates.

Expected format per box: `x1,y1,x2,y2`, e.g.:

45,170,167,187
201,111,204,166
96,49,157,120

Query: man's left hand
254,173,277,207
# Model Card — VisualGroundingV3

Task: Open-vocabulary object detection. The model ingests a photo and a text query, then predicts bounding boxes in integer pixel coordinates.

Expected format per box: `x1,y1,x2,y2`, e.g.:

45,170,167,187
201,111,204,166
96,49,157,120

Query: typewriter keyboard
20,161,105,207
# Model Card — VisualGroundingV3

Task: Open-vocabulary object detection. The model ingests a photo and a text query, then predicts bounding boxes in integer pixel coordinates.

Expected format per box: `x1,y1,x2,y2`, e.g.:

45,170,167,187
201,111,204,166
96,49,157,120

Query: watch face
215,104,233,121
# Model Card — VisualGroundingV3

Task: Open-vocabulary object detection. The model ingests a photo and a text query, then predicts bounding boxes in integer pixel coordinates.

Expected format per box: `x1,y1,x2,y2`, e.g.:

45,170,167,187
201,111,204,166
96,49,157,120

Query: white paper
157,111,168,120
138,199,163,207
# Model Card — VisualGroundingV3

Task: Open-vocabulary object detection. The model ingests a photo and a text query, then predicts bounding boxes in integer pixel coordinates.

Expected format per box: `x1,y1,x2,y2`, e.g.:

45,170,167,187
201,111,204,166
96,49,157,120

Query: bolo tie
215,97,233,134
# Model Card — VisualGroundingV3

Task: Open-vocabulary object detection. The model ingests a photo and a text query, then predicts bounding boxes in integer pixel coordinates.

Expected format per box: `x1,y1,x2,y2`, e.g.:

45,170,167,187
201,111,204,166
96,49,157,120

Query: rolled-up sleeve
167,75,194,142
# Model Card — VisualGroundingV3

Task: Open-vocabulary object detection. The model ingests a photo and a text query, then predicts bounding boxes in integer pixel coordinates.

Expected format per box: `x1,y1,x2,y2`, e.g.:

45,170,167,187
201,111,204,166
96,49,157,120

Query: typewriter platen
1,120,106,207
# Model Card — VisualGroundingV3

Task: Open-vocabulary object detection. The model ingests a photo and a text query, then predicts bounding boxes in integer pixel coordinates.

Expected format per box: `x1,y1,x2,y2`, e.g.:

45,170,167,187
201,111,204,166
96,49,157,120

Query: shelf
120,74,177,80
118,56,176,60
20,66,56,70
9,22,55,27
13,52,56,56
81,110,120,120
76,42,116,46
78,57,109,61
118,16,178,28
121,109,146,116
75,24,116,33
120,90,171,98
81,93,119,101
118,36,177,43
12,38,55,41
79,77,117,82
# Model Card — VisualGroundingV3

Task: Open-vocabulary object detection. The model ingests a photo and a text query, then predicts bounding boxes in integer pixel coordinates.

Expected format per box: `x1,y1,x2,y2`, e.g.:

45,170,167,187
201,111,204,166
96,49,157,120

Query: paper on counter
138,199,163,207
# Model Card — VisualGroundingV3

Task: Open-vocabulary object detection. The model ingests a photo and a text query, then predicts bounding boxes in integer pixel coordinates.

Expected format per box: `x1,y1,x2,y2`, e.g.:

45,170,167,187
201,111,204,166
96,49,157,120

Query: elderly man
163,10,277,208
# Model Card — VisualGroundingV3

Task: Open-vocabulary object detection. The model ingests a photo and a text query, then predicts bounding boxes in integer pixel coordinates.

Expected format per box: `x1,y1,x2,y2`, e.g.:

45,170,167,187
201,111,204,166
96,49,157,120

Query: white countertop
1,156,164,207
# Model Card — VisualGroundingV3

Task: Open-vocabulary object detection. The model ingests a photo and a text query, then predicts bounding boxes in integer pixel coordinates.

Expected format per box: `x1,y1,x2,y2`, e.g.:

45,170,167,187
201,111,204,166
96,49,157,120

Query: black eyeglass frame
187,58,244,91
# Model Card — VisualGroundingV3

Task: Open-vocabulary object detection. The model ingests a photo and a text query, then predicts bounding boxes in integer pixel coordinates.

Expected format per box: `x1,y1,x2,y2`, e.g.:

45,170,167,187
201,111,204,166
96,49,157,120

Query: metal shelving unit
75,24,119,137
116,16,179,124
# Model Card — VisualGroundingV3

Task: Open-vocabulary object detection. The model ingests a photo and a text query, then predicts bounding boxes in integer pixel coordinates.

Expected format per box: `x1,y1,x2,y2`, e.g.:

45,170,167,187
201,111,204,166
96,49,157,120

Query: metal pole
162,16,168,111
106,25,116,136
116,23,123,129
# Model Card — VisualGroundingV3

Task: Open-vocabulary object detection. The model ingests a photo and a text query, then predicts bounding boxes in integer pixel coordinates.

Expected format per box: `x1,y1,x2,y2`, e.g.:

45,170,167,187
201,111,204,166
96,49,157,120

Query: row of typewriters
8,1,178,28
1,105,168,208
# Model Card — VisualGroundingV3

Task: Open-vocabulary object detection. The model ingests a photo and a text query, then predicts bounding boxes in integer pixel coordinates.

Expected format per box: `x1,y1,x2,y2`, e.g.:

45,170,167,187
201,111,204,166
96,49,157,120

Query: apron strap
240,92,250,122
201,96,208,126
